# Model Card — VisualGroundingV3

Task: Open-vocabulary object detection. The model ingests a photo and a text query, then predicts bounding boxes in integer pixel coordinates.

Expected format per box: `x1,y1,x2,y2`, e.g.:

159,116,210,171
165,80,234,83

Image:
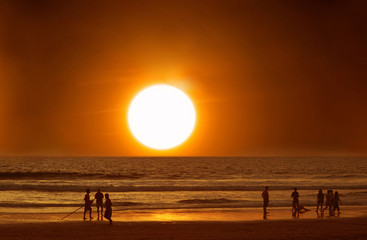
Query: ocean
0,157,366,213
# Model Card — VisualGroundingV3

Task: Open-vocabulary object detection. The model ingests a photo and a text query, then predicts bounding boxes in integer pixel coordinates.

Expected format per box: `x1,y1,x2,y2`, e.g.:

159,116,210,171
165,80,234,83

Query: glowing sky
0,0,366,156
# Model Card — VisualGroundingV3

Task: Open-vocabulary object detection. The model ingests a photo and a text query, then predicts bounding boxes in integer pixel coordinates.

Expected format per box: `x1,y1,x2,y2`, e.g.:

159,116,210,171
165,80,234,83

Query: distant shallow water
0,157,366,213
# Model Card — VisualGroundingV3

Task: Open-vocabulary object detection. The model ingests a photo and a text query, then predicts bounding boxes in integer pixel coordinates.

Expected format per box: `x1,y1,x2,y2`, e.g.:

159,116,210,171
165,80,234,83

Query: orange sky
0,0,366,156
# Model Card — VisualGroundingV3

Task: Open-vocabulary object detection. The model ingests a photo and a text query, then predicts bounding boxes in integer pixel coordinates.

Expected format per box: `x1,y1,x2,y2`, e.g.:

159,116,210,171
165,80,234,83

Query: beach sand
1,217,367,240
1,207,367,239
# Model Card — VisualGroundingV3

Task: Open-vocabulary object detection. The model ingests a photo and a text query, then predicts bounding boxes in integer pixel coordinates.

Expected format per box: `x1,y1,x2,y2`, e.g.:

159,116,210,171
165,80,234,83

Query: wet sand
1,217,367,240
1,207,367,239
1,206,367,222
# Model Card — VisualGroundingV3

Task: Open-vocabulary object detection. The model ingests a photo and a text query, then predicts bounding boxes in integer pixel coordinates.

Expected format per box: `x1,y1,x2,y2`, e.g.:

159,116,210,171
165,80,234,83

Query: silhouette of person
84,189,94,220
104,193,112,224
329,189,335,216
291,187,299,214
95,189,104,220
323,190,330,212
323,189,335,216
262,186,269,216
333,191,342,214
316,189,324,213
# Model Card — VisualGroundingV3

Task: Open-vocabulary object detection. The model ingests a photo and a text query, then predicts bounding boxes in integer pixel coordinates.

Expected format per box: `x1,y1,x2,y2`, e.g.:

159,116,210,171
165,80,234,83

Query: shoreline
1,206,367,239
1,205,367,223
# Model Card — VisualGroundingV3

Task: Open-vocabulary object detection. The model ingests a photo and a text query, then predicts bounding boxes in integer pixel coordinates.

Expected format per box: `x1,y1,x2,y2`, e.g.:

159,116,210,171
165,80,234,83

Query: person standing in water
262,186,269,216
316,189,324,213
291,187,300,214
95,189,104,220
83,189,94,221
104,193,113,224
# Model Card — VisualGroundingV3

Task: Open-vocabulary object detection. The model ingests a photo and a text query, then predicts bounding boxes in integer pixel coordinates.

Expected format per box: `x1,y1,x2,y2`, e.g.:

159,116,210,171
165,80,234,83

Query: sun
128,84,196,150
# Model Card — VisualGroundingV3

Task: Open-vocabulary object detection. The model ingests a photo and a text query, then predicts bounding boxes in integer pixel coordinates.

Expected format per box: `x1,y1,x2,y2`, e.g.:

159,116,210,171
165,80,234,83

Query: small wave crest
177,198,239,204
0,172,146,180
1,184,367,192
0,201,144,208
311,174,365,179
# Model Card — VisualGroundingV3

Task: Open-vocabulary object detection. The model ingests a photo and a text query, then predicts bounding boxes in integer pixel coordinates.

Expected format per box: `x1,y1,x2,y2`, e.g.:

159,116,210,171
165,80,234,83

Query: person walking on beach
262,186,269,216
328,190,335,216
323,189,335,216
83,189,94,220
333,191,342,215
95,189,104,220
316,189,324,213
104,193,113,224
291,187,299,214
322,190,330,212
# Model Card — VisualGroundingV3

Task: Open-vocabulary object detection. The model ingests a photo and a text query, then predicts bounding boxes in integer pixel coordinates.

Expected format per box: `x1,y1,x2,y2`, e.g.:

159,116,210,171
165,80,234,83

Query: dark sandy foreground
1,217,367,240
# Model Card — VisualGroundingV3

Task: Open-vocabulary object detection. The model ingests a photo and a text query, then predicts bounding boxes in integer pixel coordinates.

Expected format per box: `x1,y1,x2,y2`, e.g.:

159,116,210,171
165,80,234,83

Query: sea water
0,157,366,213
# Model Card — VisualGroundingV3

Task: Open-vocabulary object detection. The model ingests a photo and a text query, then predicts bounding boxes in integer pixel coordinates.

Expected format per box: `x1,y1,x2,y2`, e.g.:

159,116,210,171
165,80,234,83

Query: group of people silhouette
79,187,342,223
262,187,342,218
83,189,113,224
317,189,342,216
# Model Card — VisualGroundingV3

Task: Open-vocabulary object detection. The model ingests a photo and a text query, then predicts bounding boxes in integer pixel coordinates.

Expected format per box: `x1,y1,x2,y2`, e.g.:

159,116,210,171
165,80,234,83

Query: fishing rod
62,199,95,220
61,206,84,220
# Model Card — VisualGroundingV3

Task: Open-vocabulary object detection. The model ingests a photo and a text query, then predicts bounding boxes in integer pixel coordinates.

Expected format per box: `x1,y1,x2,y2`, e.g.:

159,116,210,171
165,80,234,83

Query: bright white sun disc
128,85,196,150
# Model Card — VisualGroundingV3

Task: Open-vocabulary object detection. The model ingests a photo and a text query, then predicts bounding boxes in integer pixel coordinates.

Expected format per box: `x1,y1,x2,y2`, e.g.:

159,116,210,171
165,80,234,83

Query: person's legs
329,204,333,216
323,204,328,212
332,204,339,213
83,208,87,220
263,201,268,214
105,209,112,224
100,204,103,219
89,208,93,219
